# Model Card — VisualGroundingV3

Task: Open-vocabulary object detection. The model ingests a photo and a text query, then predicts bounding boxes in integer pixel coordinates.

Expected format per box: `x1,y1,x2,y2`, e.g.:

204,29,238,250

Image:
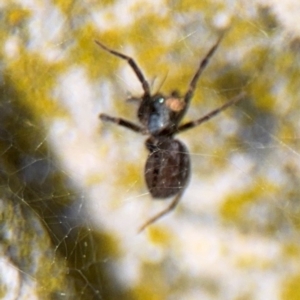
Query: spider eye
158,97,164,104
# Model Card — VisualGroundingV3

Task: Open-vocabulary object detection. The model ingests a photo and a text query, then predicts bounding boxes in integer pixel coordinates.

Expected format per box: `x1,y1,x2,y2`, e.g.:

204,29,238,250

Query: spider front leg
100,113,145,134
175,35,224,122
95,40,151,97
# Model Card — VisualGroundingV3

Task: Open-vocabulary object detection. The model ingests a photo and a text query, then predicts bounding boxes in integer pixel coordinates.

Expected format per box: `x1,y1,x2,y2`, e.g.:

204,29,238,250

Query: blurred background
1,0,300,299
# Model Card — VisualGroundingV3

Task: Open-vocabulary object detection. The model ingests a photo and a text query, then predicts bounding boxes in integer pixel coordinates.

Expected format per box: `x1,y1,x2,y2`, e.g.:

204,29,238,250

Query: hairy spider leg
100,114,145,134
95,40,151,96
177,91,246,133
138,189,184,233
176,35,224,123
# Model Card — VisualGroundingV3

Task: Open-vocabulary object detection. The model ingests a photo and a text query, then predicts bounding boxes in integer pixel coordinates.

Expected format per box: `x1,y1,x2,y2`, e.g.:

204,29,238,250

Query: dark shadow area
0,74,134,299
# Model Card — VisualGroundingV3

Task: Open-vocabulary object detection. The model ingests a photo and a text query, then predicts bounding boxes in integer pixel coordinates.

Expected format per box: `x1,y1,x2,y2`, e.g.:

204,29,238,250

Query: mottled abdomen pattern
145,137,190,198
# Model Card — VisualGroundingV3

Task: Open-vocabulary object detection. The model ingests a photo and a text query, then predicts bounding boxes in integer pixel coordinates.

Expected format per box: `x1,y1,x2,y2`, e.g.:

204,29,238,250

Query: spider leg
138,190,184,233
177,35,224,122
177,91,246,133
100,113,145,134
95,40,151,97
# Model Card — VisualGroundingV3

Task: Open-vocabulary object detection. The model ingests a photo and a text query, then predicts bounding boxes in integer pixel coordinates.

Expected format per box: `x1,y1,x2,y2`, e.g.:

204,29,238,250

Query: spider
95,36,245,232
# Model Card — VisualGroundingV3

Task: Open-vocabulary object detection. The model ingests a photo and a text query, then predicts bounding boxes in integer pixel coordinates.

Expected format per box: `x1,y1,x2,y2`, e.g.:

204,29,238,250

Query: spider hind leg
138,191,184,233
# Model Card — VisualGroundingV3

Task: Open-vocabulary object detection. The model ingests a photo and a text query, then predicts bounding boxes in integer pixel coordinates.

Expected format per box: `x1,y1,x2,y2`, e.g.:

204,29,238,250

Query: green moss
219,179,277,224
7,53,66,119
281,274,300,300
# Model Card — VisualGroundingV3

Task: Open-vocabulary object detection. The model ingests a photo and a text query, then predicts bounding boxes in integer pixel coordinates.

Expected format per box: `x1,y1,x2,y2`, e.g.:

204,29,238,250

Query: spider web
1,1,300,299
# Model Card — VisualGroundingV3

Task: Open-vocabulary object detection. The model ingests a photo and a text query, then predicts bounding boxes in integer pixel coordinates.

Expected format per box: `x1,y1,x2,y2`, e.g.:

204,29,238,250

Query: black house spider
95,37,245,232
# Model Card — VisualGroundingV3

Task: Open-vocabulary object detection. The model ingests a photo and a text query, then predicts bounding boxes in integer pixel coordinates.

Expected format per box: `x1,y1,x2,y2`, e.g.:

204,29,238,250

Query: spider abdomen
145,137,190,198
